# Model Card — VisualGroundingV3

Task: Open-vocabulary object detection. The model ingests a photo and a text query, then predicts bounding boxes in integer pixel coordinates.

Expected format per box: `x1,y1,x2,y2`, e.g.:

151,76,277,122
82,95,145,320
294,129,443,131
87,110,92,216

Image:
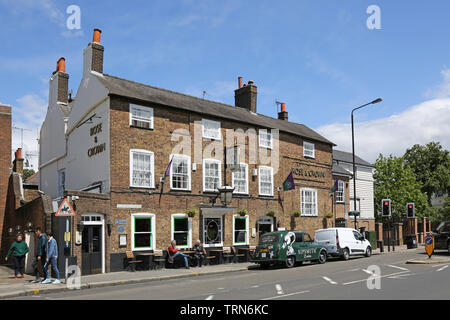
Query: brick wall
107,96,334,252
0,104,11,250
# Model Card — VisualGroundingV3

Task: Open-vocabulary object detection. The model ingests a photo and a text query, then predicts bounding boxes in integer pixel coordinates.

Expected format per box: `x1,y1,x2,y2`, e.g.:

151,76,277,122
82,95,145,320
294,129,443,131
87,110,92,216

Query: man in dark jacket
31,227,47,283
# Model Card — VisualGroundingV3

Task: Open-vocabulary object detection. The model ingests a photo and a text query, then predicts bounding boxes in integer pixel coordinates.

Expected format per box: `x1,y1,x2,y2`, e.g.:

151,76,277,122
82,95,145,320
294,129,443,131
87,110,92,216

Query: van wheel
365,246,372,257
285,256,295,268
342,248,350,261
318,250,327,264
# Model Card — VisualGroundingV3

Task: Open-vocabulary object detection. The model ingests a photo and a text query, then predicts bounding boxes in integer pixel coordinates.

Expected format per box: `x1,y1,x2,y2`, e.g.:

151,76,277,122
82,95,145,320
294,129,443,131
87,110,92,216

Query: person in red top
168,240,190,269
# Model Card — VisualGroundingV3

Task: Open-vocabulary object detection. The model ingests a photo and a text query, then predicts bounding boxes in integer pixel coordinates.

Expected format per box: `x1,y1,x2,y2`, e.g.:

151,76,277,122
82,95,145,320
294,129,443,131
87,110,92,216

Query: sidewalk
0,262,253,299
0,245,421,299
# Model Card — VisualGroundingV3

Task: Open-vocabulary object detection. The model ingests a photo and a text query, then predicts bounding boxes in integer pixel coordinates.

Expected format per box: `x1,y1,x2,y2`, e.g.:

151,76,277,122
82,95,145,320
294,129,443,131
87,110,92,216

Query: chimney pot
278,103,288,121
238,77,242,89
248,80,254,85
93,28,102,43
57,57,65,73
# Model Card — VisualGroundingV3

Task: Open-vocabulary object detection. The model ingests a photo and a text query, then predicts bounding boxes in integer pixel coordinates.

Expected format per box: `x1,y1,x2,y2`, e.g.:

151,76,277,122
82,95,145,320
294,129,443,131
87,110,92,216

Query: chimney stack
50,57,69,105
83,28,104,76
234,77,257,113
13,148,24,176
278,102,288,121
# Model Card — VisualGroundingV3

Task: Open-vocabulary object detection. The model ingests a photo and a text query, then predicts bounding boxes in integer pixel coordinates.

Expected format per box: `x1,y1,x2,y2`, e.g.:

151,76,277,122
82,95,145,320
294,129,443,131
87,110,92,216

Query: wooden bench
152,250,165,270
205,255,216,265
232,246,246,263
222,247,234,264
126,250,143,272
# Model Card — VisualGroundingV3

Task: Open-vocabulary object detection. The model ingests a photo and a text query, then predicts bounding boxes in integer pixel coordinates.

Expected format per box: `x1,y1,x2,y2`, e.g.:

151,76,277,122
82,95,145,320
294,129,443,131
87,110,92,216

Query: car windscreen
259,234,280,244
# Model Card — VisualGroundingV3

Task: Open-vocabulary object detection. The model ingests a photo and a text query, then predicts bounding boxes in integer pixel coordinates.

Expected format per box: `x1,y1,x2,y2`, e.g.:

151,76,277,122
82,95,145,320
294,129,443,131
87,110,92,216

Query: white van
314,228,372,260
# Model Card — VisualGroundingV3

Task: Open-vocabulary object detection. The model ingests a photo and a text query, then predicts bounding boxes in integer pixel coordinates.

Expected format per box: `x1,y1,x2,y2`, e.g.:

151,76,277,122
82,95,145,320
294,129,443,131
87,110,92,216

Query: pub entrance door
81,214,105,275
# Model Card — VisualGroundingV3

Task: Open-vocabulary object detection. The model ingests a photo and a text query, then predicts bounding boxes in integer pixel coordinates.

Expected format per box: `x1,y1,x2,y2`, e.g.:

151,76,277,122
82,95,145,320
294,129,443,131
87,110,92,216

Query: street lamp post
351,98,383,229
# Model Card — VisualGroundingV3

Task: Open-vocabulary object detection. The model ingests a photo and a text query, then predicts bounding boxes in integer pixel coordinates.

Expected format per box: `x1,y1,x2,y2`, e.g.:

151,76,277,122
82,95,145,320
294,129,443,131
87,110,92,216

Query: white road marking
251,285,259,288
388,273,414,279
436,265,448,272
217,287,224,290
205,295,214,300
262,290,310,300
386,264,409,271
322,276,338,285
275,284,284,295
362,269,375,275
343,271,409,285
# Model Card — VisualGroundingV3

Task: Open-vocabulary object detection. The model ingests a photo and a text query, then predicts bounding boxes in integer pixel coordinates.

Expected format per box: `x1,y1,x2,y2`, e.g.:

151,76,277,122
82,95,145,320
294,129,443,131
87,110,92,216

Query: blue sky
1,0,449,169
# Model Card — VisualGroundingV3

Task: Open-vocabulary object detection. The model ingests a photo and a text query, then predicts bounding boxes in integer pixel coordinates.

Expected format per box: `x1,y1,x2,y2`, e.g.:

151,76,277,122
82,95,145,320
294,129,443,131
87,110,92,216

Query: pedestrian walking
30,227,47,283
41,233,61,284
4,233,29,279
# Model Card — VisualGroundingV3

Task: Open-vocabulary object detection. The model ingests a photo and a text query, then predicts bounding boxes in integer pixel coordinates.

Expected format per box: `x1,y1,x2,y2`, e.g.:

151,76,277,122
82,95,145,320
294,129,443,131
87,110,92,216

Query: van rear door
315,229,336,253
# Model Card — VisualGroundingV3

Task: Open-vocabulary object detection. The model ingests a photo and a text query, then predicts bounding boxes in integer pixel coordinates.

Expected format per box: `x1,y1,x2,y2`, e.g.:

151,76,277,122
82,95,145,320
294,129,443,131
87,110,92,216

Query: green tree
435,197,450,222
374,154,428,220
403,142,450,204
23,169,35,181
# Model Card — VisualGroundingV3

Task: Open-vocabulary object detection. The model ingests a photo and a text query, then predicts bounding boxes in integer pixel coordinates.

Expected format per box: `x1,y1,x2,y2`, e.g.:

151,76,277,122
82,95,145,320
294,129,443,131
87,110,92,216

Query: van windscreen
259,234,280,244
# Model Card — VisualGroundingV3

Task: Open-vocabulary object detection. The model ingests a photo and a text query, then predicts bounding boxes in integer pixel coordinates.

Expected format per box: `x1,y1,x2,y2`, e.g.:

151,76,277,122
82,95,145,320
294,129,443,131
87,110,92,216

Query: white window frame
129,149,155,188
232,163,248,195
202,159,222,192
303,141,315,158
202,119,221,140
258,166,274,196
336,180,345,203
170,154,191,191
171,213,192,249
131,213,156,251
300,188,318,216
129,104,154,129
233,214,249,245
259,129,273,149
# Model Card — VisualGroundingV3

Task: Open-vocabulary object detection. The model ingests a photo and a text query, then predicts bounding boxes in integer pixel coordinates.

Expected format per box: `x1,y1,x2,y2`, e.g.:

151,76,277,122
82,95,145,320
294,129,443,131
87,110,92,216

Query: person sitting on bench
193,240,206,267
168,240,189,269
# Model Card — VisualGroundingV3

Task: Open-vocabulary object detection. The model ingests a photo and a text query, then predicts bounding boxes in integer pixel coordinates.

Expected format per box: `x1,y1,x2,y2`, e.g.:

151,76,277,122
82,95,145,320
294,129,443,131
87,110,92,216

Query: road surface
12,249,450,300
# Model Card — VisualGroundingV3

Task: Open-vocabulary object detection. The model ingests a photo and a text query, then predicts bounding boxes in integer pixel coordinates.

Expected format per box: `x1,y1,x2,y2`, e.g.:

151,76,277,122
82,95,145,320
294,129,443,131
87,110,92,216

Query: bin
405,234,417,249
365,230,377,249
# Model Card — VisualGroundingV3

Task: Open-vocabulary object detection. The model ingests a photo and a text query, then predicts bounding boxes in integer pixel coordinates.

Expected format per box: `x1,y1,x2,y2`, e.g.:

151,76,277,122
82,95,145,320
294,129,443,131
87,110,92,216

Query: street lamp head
371,98,383,104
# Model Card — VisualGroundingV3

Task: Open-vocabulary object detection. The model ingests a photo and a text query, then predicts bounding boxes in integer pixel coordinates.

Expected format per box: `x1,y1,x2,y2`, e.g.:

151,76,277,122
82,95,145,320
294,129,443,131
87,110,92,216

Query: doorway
81,214,105,275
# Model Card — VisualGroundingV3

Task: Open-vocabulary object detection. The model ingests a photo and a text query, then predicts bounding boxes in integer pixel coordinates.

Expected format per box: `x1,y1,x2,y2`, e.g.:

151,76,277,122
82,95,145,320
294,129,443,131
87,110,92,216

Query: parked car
252,230,328,269
314,228,372,260
430,221,450,253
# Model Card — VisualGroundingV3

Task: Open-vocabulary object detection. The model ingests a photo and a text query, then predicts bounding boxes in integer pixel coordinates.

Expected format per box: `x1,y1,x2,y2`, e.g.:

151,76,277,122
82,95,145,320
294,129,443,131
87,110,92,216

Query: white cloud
316,98,450,163
0,0,65,26
424,68,450,98
11,94,47,170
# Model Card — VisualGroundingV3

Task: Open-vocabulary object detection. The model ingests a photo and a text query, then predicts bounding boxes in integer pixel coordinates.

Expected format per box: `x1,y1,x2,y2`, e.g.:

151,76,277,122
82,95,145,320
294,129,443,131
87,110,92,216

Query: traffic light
406,203,415,218
381,199,391,217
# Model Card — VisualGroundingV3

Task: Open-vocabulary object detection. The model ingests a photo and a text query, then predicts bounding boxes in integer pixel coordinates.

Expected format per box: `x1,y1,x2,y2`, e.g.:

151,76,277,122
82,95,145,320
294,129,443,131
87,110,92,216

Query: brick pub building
39,29,344,275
